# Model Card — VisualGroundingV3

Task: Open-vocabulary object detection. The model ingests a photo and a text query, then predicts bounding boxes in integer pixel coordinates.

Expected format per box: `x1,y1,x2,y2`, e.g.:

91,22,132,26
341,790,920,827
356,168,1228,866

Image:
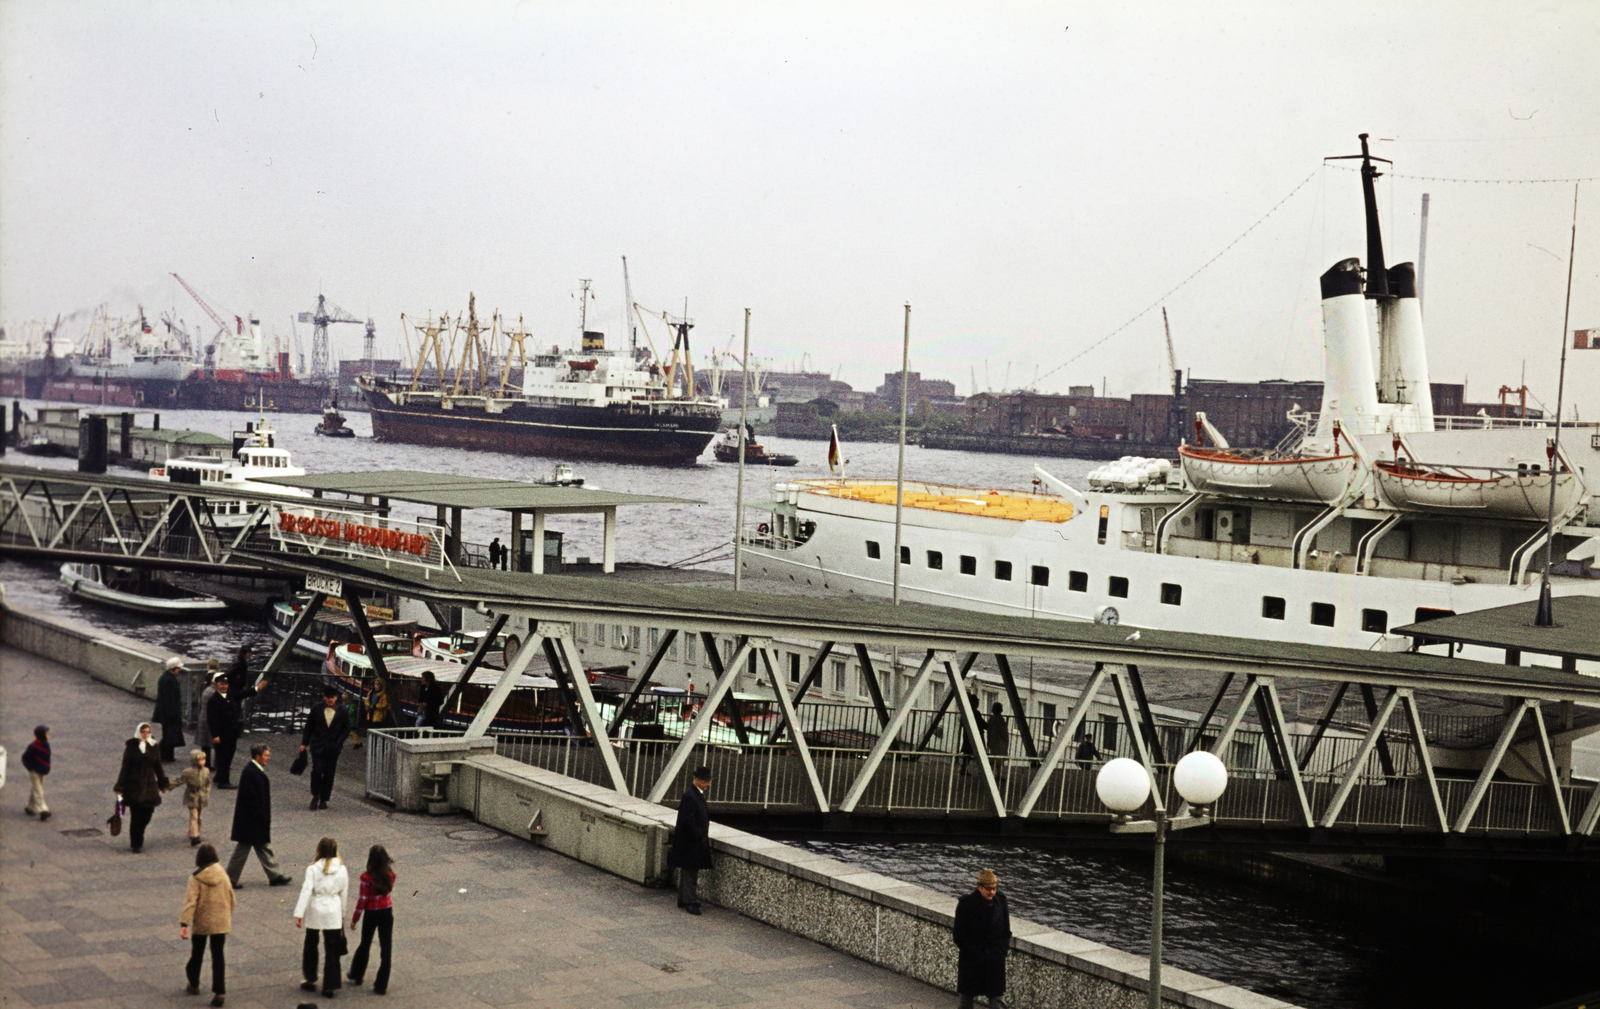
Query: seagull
1125,630,1141,642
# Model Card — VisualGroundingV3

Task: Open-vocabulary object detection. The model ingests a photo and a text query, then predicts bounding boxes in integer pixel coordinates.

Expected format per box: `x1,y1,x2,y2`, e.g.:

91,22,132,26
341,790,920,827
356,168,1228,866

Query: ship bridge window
1413,607,1455,623
1160,583,1182,606
1310,602,1336,627
1262,596,1286,620
994,560,1013,581
1097,505,1109,545
1030,565,1049,586
866,540,881,559
1069,570,1088,592
927,550,943,570
832,659,847,693
1108,576,1128,598
900,546,910,565
1361,609,1388,633
960,555,977,575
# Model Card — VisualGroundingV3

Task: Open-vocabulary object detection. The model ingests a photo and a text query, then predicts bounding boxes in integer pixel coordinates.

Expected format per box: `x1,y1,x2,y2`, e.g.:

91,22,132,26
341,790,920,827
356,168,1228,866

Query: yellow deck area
814,483,1075,523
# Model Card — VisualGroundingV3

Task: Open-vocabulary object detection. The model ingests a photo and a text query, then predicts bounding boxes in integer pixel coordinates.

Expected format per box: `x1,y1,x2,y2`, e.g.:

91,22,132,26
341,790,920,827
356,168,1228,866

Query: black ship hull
361,384,720,466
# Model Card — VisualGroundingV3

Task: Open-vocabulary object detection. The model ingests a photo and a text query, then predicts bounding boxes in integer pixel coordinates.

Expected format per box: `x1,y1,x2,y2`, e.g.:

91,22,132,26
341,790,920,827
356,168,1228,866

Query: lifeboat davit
1372,460,1581,521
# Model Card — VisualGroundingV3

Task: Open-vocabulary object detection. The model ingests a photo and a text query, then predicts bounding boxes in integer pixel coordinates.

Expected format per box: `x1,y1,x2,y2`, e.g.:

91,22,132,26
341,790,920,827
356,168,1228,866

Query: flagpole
892,303,910,606
733,308,751,593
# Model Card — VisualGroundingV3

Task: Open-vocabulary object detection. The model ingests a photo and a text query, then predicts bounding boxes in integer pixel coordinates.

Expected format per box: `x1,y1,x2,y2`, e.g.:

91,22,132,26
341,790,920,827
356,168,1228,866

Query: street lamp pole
1149,809,1165,1009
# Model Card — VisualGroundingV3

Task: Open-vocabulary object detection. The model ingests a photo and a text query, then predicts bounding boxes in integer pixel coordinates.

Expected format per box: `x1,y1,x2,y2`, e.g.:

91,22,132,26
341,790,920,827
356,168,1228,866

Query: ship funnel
1317,257,1380,438
1377,262,1433,430
582,331,605,352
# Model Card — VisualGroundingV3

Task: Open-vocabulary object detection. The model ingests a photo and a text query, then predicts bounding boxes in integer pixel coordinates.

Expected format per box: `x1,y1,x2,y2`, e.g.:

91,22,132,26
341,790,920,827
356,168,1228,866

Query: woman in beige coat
180,843,235,1007
171,750,212,845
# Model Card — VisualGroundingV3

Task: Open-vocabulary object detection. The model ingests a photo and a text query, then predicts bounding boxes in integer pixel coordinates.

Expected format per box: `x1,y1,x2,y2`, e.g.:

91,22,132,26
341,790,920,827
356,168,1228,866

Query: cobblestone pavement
1,645,948,1009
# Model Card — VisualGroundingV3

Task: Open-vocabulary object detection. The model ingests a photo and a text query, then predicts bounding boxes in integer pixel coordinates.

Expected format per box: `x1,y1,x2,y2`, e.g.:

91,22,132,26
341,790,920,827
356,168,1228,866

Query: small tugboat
60,562,230,617
712,425,798,466
314,396,356,438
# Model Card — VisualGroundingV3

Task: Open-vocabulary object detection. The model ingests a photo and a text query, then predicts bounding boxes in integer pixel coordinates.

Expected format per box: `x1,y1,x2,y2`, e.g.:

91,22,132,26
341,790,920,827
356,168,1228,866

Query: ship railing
482,731,1591,835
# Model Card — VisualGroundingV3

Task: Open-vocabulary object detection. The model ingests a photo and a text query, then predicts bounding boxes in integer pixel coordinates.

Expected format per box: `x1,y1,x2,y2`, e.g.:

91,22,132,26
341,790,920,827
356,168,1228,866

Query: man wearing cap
153,657,187,763
299,684,351,810
953,869,1011,1009
668,766,713,915
207,670,269,790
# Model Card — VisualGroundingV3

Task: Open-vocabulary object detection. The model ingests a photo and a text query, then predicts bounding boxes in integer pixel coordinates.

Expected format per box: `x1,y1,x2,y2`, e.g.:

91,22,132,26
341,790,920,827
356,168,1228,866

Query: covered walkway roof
1394,596,1600,664
254,470,697,512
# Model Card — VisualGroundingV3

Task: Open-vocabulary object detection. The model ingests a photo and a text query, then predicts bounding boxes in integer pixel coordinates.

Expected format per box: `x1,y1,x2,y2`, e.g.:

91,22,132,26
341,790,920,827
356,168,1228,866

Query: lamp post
1096,752,1229,1009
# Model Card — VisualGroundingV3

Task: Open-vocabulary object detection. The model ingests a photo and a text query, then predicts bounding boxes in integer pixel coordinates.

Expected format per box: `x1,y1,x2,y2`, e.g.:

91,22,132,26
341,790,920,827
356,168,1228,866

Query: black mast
1326,133,1394,299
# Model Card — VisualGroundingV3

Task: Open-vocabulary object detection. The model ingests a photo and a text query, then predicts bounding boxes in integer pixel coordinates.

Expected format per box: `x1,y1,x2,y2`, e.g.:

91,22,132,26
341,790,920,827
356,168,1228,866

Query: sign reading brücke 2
269,503,449,575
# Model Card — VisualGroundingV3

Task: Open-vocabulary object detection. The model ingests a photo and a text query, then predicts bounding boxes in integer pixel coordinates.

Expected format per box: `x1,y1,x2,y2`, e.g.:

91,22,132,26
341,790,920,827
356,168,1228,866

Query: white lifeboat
1372,459,1582,521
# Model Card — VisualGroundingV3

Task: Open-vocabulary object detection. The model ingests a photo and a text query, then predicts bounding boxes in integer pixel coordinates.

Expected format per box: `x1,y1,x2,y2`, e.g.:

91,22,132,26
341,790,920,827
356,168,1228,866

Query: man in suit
226,743,292,888
207,671,267,789
299,684,351,810
667,766,713,915
953,869,1011,1009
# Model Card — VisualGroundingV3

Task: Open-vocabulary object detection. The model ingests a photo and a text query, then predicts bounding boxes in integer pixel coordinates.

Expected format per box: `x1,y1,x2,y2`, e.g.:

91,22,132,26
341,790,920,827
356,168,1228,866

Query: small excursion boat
60,562,230,617
314,398,356,438
266,596,419,659
712,426,798,467
149,414,313,527
324,638,568,733
1373,459,1583,521
535,462,585,487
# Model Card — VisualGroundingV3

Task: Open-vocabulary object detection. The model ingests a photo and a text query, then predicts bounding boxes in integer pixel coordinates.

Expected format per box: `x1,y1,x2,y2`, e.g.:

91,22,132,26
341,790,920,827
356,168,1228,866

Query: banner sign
269,503,447,574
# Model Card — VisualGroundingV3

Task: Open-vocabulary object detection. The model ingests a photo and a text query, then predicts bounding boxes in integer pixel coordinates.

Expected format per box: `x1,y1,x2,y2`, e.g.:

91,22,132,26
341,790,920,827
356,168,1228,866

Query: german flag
827,424,842,473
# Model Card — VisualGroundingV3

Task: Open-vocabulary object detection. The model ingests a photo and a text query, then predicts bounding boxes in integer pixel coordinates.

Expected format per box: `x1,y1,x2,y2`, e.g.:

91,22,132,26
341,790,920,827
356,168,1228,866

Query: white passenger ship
741,138,1600,666
148,415,312,527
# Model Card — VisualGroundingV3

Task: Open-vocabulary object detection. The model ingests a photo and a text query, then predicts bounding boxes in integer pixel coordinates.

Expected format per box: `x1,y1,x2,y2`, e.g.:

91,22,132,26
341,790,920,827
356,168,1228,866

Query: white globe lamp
1095,757,1152,814
1173,751,1228,811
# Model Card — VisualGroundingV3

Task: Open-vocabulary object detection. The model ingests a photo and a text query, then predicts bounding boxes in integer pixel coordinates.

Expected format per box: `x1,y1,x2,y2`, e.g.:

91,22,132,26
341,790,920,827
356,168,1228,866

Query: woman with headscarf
114,722,170,853
180,842,234,1007
294,835,350,997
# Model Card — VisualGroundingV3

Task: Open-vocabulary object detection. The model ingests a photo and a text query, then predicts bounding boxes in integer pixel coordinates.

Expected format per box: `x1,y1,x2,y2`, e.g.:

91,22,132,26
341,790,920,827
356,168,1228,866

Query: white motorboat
148,414,312,527
59,562,229,617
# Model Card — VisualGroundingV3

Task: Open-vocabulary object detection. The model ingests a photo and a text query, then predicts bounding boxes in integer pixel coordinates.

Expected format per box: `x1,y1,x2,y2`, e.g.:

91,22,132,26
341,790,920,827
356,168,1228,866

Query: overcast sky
3,1,1596,418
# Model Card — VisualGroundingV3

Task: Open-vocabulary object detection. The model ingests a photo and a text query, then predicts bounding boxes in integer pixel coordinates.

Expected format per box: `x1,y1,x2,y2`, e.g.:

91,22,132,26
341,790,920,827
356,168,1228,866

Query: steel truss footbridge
247,546,1600,861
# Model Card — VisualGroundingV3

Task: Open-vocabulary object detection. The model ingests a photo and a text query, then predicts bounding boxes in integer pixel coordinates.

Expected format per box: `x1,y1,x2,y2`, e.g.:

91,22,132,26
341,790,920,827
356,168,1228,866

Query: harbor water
3,403,1596,1008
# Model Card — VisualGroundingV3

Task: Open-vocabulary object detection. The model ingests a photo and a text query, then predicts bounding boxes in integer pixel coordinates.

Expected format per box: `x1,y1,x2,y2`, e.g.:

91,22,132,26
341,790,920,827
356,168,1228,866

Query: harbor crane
298,294,374,383
170,272,237,367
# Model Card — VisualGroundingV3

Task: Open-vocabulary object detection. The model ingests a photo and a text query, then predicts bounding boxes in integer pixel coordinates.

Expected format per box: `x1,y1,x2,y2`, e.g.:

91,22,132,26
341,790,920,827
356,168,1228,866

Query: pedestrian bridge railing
487,732,1595,839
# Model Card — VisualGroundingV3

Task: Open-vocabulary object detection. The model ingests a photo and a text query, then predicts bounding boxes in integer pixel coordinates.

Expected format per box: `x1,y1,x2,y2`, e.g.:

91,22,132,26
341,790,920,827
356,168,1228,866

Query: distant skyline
2,1,1596,419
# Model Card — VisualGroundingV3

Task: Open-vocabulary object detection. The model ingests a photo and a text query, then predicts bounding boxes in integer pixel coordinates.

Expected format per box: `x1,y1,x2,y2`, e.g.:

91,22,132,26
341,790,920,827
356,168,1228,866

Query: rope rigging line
1034,170,1319,389
1327,163,1599,184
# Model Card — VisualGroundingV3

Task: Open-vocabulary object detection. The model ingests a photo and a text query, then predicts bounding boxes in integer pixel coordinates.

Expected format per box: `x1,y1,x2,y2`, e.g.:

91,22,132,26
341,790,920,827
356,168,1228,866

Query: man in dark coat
226,743,292,887
299,684,351,810
953,869,1011,1009
153,657,186,762
207,670,267,789
985,702,1009,782
667,766,712,915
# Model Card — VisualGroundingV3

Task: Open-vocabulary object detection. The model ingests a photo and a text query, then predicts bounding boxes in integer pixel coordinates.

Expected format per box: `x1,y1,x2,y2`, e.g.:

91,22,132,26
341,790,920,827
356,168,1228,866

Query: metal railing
485,732,1595,836
365,727,466,803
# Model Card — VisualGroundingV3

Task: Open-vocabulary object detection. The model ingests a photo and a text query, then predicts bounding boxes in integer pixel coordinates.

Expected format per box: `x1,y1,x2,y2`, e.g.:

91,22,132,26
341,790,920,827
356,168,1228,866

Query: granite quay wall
429,751,1296,1009
0,600,188,701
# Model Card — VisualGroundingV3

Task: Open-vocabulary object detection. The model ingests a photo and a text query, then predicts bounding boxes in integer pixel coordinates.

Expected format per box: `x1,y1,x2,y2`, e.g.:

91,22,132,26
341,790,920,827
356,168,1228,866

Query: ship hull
362,385,719,466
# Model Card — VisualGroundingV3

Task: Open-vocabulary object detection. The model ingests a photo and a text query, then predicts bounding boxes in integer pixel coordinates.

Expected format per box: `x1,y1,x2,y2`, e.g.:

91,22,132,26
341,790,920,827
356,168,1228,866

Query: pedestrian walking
171,750,213,846
180,842,235,1007
959,694,987,776
207,669,267,790
300,684,351,810
667,766,712,915
417,670,444,729
952,869,1011,1009
114,722,170,853
366,677,390,733
197,662,221,768
22,724,51,821
985,702,1009,782
154,657,187,763
294,836,350,997
226,743,293,888
488,538,502,569
1074,729,1101,770
347,844,396,994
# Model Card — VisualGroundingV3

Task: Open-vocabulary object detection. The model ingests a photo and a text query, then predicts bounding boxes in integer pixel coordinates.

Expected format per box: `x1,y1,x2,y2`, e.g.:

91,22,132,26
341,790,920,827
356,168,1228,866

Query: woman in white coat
293,836,349,996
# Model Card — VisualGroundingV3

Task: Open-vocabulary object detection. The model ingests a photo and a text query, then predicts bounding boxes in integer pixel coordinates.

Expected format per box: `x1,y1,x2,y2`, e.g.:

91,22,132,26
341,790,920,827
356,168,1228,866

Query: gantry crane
171,272,237,366
297,294,373,383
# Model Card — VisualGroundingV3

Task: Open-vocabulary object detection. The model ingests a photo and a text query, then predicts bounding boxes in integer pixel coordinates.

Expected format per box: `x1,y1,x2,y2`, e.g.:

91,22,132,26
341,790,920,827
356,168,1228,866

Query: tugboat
713,424,798,466
315,396,356,438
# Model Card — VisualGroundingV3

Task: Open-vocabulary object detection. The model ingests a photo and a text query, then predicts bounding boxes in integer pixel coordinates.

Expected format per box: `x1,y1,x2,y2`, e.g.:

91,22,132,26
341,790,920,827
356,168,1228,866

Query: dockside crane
170,272,236,368
1162,306,1189,445
297,294,373,383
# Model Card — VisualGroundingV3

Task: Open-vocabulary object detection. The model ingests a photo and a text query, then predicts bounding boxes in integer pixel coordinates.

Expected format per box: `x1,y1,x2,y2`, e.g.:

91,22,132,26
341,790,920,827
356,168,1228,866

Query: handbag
289,750,308,776
107,798,124,837
330,927,348,957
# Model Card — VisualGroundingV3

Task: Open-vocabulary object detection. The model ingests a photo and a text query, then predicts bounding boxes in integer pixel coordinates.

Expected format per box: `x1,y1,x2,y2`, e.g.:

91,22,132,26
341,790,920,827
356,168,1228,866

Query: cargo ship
358,288,723,466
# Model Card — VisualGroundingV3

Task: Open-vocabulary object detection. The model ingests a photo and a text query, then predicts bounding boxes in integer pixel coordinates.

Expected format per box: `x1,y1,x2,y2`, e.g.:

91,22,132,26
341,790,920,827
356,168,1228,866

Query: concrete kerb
1,601,190,699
